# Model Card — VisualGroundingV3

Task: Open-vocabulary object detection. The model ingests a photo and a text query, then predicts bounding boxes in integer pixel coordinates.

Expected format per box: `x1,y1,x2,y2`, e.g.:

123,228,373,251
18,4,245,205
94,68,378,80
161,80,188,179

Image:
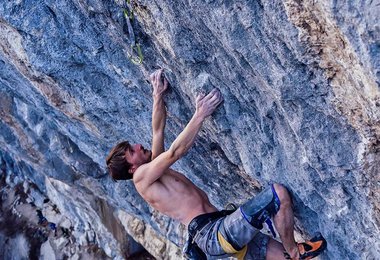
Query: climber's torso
135,168,217,226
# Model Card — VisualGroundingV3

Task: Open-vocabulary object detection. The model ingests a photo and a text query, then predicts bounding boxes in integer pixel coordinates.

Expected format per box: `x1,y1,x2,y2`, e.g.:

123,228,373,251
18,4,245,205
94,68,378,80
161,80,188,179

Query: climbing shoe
298,232,327,259
284,232,327,259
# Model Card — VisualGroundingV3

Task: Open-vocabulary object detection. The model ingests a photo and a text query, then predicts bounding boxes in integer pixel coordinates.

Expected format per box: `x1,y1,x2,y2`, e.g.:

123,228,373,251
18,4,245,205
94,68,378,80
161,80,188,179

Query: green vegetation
123,0,143,65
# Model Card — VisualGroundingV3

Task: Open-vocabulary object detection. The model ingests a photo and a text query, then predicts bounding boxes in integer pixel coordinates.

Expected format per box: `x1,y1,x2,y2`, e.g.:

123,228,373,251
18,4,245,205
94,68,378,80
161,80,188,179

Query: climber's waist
188,210,234,238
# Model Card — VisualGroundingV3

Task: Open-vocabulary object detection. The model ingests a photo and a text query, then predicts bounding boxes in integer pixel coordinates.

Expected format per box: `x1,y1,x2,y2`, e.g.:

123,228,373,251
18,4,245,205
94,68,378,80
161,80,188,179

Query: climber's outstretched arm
134,89,223,190
150,69,168,160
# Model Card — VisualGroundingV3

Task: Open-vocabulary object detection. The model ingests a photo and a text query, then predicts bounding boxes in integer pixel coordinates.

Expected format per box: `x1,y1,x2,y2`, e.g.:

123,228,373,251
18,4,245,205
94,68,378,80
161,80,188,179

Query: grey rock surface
0,0,379,259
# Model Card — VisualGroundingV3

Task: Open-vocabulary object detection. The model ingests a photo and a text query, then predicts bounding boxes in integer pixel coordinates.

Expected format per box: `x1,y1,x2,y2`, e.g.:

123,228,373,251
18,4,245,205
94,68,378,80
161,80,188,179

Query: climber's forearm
151,94,166,159
168,113,204,160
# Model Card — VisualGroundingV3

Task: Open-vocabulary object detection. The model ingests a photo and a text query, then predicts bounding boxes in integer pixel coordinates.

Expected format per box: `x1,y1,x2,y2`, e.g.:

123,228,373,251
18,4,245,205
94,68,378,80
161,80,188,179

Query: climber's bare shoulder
133,166,217,225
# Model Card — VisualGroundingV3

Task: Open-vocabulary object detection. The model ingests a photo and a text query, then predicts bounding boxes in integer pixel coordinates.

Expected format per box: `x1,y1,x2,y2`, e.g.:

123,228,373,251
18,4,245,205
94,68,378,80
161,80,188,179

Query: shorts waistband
188,210,233,238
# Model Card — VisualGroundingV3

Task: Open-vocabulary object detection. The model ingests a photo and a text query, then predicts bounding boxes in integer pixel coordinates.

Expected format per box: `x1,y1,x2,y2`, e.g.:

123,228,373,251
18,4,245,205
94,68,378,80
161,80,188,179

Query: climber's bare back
134,167,217,226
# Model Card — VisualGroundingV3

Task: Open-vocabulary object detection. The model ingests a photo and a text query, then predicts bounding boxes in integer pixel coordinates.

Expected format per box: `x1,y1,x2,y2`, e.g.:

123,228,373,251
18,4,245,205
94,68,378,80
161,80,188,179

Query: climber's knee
240,184,281,229
272,183,292,209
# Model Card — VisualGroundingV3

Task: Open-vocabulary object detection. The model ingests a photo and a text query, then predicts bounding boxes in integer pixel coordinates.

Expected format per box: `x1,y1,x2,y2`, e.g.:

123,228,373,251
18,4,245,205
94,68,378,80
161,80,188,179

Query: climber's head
106,141,152,181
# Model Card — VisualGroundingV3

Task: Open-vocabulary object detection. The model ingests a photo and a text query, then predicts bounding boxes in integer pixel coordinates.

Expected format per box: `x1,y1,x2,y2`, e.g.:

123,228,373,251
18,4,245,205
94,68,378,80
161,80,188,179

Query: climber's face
125,143,152,173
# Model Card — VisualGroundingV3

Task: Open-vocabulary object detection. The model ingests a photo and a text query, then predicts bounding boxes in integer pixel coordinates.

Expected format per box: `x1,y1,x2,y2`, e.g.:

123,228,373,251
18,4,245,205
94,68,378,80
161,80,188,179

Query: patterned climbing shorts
191,208,270,259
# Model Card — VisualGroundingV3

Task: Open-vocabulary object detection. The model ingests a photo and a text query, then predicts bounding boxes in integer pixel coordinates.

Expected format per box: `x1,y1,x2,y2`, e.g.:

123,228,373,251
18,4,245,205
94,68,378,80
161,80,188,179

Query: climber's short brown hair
106,141,132,181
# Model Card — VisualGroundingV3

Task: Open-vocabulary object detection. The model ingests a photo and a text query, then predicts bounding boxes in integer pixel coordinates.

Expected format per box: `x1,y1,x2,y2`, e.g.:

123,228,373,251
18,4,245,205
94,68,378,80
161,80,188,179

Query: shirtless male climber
106,69,327,260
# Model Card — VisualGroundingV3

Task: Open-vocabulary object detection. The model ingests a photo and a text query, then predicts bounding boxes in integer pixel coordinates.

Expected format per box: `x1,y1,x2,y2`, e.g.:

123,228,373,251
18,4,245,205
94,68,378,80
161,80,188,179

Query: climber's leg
271,183,299,258
238,183,298,258
270,184,328,260
266,238,287,260
219,184,327,259
216,185,280,256
240,184,281,231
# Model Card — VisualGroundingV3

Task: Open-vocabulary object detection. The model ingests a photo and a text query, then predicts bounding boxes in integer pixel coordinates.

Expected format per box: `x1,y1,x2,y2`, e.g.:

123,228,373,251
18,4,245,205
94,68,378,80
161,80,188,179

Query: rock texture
0,0,379,259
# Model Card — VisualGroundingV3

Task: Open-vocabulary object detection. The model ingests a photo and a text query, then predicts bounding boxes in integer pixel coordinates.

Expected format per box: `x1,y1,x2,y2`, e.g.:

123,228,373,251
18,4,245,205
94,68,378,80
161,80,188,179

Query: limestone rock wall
0,0,379,259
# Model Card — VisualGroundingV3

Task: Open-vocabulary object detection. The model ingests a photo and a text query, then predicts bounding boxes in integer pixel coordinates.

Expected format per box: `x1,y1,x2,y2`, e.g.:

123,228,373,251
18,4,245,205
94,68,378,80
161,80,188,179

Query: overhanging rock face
0,0,379,259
